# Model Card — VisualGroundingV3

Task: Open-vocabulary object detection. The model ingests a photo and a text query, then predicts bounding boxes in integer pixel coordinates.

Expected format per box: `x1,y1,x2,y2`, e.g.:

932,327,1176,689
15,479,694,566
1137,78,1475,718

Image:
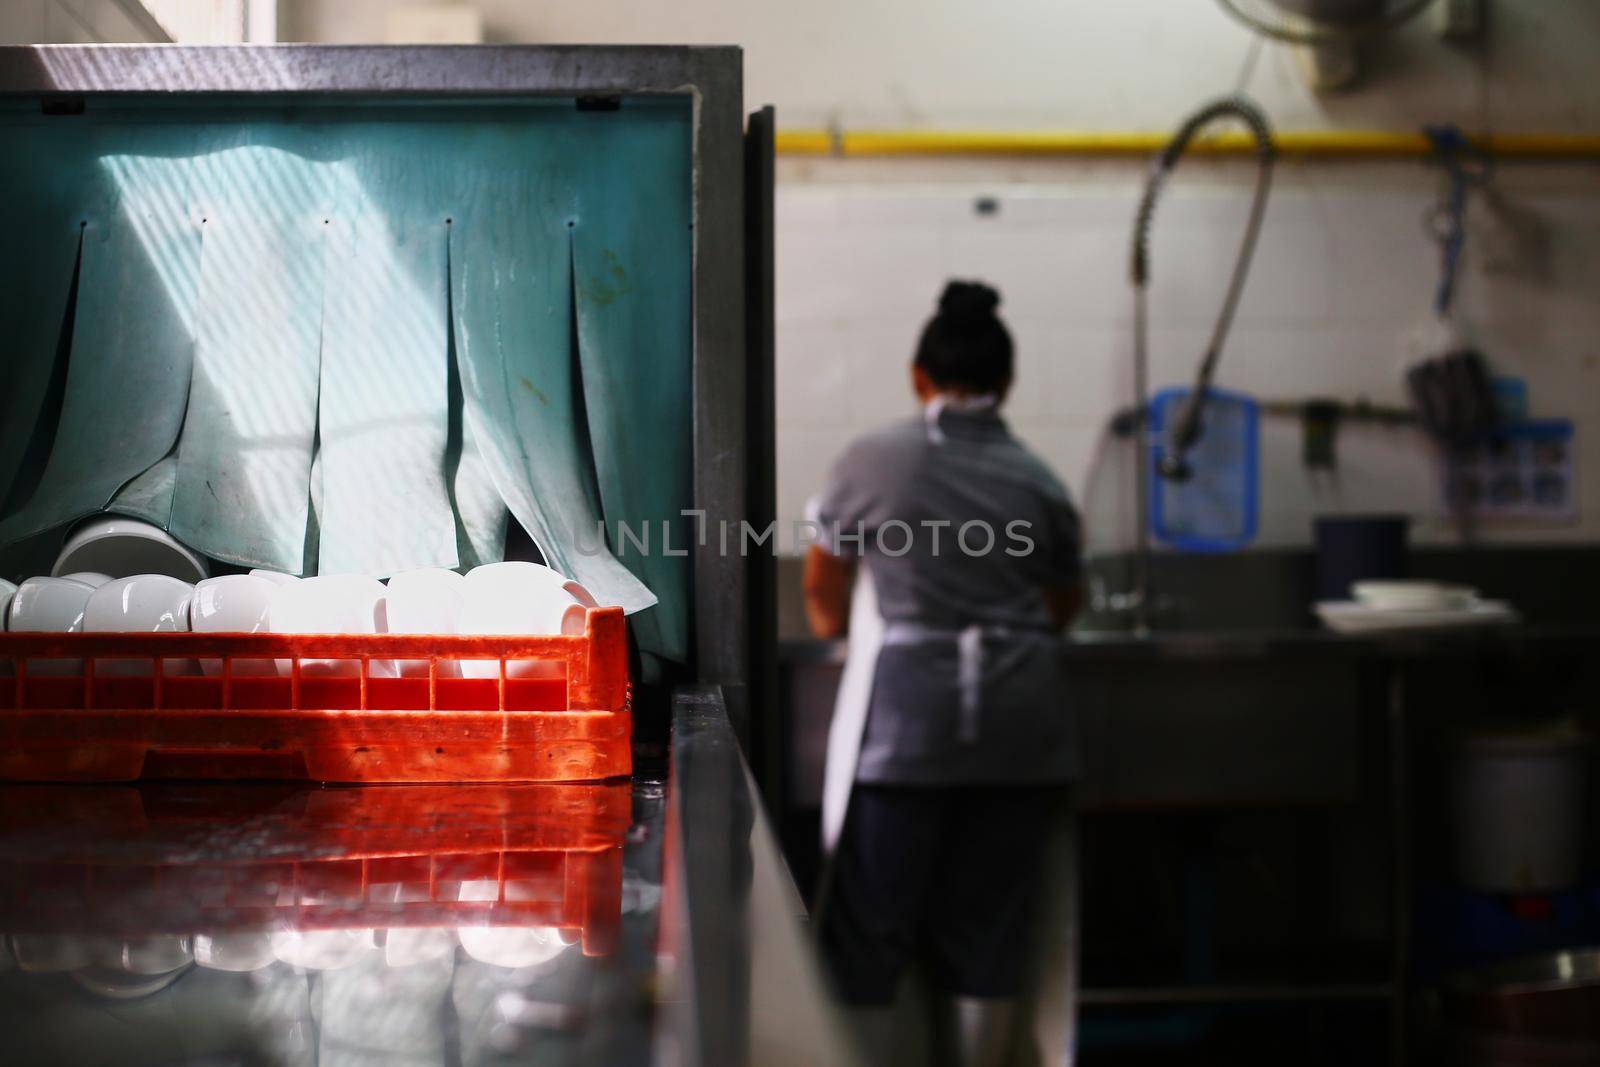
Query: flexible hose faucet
1126,96,1275,631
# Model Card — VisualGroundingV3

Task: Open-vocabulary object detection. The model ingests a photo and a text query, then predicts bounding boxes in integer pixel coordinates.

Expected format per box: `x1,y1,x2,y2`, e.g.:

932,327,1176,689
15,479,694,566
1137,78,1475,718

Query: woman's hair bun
937,280,1000,327
916,279,1013,394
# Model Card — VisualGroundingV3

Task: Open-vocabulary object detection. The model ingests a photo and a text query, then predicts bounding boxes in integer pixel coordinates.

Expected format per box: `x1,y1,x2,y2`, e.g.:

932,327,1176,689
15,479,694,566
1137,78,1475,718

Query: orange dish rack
0,607,631,783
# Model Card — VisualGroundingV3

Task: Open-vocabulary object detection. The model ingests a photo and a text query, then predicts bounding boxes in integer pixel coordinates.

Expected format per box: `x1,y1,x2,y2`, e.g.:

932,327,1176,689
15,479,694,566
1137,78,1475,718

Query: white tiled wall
775,161,1600,555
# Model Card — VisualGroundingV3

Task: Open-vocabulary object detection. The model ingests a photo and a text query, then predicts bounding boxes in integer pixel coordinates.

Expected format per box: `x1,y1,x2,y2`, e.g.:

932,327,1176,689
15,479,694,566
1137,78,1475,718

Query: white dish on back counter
1351,580,1479,613
1316,599,1517,633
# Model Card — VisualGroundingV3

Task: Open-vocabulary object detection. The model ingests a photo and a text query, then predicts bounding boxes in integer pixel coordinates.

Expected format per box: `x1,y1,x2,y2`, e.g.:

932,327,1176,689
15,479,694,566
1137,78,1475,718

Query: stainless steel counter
0,688,845,1067
781,622,1600,665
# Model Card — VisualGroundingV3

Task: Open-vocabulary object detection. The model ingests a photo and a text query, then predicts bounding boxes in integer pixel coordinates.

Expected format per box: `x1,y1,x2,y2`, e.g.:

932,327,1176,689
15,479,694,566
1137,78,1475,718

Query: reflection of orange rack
0,608,630,783
0,783,630,956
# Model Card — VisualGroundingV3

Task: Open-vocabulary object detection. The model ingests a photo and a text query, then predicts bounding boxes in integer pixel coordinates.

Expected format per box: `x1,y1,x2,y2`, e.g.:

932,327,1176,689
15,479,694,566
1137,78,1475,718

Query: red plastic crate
0,607,631,783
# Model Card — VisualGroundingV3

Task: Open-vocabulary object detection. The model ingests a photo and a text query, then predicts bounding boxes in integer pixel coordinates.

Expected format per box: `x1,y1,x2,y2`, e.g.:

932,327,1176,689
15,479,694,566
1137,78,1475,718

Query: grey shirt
812,405,1083,785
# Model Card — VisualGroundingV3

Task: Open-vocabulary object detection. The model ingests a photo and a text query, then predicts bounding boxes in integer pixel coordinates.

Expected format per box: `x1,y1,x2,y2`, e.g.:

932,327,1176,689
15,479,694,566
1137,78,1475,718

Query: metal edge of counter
0,44,743,96
660,684,860,1067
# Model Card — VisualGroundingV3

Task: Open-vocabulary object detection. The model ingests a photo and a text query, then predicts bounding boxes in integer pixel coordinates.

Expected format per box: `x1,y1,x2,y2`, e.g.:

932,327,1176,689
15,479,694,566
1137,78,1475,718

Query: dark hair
914,280,1014,395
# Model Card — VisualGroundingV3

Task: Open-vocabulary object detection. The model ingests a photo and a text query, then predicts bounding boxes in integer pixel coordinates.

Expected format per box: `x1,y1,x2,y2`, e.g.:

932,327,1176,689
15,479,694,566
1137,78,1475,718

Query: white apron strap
820,566,882,858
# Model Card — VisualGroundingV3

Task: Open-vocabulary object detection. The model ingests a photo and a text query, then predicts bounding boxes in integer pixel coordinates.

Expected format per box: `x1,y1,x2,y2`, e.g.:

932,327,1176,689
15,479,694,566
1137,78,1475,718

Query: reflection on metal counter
0,782,646,1065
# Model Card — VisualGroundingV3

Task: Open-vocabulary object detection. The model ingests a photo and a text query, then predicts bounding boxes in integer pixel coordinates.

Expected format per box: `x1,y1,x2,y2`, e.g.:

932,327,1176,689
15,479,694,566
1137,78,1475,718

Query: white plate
1351,580,1478,612
1316,599,1517,633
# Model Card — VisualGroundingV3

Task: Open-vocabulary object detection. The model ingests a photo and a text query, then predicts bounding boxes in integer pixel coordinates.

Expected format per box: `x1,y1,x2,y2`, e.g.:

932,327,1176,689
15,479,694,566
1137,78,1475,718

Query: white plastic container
1451,726,1592,894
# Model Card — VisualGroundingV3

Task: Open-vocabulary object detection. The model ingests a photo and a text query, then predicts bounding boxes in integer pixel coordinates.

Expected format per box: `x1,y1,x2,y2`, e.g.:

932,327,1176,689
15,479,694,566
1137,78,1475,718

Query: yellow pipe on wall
775,127,1600,160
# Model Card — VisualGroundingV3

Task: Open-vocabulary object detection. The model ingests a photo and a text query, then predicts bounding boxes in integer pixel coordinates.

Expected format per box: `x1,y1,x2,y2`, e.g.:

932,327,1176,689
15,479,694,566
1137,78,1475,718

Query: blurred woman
806,281,1083,1065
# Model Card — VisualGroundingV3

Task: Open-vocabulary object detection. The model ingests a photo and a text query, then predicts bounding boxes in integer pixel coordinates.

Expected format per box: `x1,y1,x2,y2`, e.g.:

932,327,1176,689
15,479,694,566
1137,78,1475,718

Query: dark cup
1313,515,1409,602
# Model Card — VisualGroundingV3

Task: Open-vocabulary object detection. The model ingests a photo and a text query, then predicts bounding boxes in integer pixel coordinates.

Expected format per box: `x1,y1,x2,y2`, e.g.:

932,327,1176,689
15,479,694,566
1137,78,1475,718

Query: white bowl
269,574,395,678
456,879,569,969
193,931,275,972
249,569,299,587
190,574,276,677
270,928,374,971
58,571,112,588
383,927,457,968
6,576,95,675
69,968,188,1000
92,936,192,975
52,517,208,584
10,934,92,973
0,577,15,674
459,563,587,680
384,568,465,679
455,924,568,970
1352,580,1478,612
84,575,197,677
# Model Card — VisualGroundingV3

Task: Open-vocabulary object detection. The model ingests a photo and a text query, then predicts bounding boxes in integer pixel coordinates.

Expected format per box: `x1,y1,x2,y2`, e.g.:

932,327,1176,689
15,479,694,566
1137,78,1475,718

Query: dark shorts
820,784,1062,1005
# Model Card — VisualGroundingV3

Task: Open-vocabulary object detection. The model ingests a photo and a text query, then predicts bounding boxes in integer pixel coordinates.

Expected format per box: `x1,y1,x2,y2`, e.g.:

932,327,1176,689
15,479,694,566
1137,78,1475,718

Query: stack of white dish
0,517,598,679
1315,580,1518,633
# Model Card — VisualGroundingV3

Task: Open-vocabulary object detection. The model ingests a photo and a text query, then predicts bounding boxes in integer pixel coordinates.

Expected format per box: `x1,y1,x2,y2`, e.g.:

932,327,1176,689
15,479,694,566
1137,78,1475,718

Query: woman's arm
803,545,856,638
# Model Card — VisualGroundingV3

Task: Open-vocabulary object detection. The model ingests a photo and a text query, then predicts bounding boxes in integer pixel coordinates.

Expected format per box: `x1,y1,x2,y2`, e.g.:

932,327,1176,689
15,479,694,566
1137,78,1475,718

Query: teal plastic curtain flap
1,100,692,655
444,231,510,573
318,213,456,576
303,445,323,576
169,134,329,572
108,452,178,528
0,126,93,513
449,419,508,571
449,119,655,614
0,128,201,547
315,122,459,577
571,110,693,661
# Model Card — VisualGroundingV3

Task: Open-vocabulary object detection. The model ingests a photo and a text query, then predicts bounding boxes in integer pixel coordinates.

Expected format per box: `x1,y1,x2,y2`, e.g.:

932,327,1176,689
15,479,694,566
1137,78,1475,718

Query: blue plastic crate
1148,387,1259,552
